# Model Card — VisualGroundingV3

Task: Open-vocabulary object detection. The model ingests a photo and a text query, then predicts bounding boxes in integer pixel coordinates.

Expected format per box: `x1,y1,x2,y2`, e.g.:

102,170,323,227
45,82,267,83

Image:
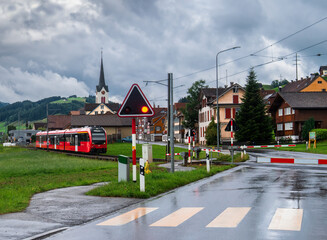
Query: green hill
0,96,88,132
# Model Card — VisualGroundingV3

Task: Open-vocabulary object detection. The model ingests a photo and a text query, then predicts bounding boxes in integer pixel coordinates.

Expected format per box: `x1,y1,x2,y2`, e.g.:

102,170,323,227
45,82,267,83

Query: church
84,53,120,115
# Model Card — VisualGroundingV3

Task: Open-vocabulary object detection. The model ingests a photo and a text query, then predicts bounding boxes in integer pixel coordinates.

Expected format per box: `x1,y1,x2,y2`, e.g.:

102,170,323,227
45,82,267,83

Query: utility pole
167,75,170,160
169,73,174,173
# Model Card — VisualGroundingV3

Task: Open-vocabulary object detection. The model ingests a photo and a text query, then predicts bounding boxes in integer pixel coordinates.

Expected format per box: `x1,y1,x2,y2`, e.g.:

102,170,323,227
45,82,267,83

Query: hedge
312,129,327,141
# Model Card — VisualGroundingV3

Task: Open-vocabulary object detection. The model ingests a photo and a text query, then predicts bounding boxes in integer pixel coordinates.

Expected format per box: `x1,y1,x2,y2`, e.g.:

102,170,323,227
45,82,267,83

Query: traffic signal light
118,84,154,117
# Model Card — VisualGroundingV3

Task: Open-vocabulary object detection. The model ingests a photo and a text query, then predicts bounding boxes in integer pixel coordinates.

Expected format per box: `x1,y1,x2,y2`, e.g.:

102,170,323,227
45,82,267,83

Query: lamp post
216,46,240,150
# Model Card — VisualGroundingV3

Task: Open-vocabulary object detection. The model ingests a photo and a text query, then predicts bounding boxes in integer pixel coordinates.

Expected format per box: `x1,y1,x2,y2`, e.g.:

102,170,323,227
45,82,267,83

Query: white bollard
140,158,145,192
206,149,210,173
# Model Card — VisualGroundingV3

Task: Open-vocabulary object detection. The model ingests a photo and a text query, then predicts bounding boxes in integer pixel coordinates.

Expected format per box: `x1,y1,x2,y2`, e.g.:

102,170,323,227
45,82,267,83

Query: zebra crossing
97,206,303,231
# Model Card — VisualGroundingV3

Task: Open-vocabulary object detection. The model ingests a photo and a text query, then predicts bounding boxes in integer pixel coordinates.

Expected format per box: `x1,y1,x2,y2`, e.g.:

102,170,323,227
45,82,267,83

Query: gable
88,103,115,115
300,76,327,92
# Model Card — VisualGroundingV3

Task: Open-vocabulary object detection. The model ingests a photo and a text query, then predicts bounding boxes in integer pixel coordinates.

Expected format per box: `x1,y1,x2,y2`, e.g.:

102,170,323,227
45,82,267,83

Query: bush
312,129,327,141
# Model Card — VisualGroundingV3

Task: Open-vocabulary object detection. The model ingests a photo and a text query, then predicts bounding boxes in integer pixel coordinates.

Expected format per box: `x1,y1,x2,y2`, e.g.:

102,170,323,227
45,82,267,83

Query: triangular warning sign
225,119,239,132
118,84,154,117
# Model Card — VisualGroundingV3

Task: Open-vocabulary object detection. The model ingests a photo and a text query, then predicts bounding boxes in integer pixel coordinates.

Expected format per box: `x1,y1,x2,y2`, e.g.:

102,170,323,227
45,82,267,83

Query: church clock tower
96,52,109,104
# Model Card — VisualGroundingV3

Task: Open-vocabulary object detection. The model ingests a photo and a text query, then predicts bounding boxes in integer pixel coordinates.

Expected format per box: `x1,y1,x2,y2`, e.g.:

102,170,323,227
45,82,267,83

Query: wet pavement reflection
47,165,327,240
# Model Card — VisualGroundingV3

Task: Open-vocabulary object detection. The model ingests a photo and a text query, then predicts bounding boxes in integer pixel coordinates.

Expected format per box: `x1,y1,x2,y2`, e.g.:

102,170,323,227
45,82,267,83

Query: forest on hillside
0,96,86,123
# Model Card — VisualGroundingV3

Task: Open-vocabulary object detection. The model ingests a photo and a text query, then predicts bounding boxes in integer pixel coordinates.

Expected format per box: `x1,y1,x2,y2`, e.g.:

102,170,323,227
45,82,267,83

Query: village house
269,92,327,141
269,66,327,141
198,83,245,145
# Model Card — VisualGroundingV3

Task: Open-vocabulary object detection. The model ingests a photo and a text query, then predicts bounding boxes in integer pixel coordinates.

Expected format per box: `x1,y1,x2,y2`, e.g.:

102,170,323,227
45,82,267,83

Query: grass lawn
87,164,234,198
0,144,236,215
273,140,327,154
0,146,117,214
106,142,192,160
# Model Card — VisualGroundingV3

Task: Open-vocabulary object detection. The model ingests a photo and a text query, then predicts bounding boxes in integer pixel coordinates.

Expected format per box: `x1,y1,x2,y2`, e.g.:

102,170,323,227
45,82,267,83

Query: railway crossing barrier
257,157,327,165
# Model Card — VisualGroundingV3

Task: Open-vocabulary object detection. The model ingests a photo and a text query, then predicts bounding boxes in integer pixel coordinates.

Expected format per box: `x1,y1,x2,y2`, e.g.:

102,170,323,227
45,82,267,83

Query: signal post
118,84,154,182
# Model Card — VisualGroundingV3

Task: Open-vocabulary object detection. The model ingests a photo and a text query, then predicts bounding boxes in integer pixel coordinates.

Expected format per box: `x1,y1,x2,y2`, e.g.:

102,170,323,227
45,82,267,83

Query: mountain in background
0,96,90,125
0,102,9,108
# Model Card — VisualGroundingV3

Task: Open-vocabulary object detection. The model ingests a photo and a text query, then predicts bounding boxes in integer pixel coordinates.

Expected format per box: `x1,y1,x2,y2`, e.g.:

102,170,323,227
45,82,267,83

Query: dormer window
233,86,238,93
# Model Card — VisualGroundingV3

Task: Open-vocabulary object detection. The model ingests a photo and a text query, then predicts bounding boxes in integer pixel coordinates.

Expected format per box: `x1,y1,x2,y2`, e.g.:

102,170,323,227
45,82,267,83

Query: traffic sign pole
132,118,137,182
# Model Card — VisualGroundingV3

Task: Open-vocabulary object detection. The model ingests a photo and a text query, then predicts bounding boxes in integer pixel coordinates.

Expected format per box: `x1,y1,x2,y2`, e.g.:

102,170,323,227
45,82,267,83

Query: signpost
309,132,316,149
118,84,154,182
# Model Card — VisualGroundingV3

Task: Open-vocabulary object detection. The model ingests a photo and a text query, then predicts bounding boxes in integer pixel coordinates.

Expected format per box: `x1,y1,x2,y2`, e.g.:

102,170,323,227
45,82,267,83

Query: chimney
230,82,234,86
310,73,315,80
224,85,228,88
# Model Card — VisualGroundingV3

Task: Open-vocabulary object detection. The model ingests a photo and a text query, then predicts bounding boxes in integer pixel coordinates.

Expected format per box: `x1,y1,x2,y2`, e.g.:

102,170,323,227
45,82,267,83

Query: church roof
96,56,109,92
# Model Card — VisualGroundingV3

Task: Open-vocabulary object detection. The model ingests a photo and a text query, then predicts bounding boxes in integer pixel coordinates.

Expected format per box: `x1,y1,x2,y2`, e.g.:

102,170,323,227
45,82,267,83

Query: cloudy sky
1,0,327,104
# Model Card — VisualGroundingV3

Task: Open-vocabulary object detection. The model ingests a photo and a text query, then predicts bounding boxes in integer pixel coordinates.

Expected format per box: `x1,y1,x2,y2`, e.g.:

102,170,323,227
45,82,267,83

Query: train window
59,134,65,143
91,129,106,144
78,133,89,143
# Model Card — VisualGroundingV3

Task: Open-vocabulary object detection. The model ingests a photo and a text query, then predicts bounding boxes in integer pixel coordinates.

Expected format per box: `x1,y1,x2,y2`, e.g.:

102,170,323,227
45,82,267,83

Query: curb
257,157,327,165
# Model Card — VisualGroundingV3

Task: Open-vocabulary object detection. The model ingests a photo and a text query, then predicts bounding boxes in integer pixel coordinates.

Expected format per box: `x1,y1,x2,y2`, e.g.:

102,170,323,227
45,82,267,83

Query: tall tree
235,69,273,143
182,80,208,130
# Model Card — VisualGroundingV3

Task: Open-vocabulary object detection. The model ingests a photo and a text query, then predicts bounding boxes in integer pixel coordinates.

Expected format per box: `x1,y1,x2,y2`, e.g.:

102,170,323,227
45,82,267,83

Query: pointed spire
96,50,109,92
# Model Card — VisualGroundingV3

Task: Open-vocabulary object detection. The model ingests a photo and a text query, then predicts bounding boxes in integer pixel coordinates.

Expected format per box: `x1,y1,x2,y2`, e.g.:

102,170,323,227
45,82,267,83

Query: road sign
118,84,154,117
225,119,239,131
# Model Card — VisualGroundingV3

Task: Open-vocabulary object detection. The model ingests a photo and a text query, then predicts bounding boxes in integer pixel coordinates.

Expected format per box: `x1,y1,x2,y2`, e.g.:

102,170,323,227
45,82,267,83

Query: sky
1,0,327,105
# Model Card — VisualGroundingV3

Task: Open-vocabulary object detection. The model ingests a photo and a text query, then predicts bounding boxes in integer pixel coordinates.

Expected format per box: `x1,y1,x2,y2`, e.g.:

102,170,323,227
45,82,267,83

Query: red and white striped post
188,129,191,163
192,136,195,160
132,118,137,182
231,119,234,147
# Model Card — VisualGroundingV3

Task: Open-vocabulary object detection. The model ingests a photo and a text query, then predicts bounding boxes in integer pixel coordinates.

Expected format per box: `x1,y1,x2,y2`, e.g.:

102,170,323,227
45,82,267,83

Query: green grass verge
273,140,327,154
87,164,235,198
106,142,190,160
0,144,236,214
0,146,117,214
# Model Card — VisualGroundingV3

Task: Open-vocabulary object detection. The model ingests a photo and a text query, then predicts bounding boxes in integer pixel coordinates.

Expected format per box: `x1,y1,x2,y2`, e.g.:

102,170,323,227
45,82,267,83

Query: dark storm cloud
0,0,327,103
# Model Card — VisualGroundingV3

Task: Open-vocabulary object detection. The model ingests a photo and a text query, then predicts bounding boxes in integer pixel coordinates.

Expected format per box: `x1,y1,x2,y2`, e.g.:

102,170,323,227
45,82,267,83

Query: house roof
201,83,245,105
48,115,71,129
320,66,327,71
71,114,132,127
174,102,186,110
269,92,327,112
84,103,120,112
281,76,318,92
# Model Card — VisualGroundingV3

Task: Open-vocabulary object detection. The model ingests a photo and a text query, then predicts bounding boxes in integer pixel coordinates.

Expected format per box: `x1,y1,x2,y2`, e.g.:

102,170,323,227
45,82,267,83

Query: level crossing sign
225,118,239,131
118,84,154,118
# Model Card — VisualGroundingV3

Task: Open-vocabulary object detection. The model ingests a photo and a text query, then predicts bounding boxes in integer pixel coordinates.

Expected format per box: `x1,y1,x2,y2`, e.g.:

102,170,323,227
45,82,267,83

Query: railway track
26,146,166,162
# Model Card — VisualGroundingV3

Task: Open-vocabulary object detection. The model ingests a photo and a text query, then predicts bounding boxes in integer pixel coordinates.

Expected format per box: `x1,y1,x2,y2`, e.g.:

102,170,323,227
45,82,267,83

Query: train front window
91,129,106,144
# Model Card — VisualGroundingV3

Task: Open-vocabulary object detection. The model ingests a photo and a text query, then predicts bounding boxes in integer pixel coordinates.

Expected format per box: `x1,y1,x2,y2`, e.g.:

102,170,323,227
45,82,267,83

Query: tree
301,118,315,140
178,97,188,103
205,117,220,145
182,80,208,130
235,69,273,143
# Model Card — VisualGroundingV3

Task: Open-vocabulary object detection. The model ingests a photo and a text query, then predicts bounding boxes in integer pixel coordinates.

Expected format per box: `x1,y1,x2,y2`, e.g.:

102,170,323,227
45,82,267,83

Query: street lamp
216,46,240,150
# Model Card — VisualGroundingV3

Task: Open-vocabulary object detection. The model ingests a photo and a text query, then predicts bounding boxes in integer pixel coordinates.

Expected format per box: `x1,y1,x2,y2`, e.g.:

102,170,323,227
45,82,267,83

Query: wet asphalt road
46,163,327,240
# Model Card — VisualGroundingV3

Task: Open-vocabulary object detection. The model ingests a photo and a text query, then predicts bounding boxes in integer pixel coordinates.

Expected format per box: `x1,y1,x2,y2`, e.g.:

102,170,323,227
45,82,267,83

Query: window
233,95,239,104
285,122,293,131
278,108,283,116
318,81,322,84
292,109,295,114
233,86,238,93
277,124,283,131
225,108,231,118
101,105,104,109
285,107,291,115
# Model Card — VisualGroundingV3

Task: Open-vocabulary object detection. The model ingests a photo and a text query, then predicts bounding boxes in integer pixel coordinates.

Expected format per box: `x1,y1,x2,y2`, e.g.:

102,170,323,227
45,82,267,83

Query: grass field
0,146,116,214
0,144,236,215
273,140,327,154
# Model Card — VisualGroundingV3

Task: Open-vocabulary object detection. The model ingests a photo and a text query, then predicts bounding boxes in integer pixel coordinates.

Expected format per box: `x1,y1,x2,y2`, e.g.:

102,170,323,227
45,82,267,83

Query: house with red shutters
198,83,245,145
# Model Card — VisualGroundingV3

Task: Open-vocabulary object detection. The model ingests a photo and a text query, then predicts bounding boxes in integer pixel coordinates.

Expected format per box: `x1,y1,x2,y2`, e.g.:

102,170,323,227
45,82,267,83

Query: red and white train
36,126,107,154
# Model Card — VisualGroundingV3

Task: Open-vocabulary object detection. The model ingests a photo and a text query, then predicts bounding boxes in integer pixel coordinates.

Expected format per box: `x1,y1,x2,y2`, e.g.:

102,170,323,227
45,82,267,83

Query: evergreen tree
301,117,315,140
235,69,273,143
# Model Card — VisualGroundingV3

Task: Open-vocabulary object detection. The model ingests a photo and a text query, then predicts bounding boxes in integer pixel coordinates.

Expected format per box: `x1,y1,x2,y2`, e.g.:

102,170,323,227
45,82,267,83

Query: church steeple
96,50,109,104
